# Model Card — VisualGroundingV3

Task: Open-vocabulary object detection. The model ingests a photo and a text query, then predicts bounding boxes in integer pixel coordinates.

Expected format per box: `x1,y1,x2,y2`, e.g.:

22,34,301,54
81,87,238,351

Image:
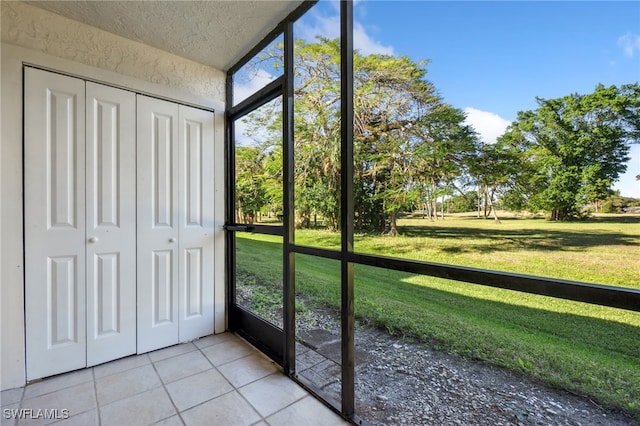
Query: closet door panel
86,82,137,365
25,68,87,380
178,106,215,342
137,95,180,353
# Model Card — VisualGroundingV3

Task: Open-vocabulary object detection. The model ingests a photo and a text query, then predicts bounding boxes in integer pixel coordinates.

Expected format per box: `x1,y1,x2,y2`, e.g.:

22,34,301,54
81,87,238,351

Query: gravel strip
296,305,638,426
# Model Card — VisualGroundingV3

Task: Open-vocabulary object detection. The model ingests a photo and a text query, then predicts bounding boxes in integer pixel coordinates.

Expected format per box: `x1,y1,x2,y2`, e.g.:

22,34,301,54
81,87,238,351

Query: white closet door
86,82,137,366
178,105,215,342
25,68,87,380
137,95,180,353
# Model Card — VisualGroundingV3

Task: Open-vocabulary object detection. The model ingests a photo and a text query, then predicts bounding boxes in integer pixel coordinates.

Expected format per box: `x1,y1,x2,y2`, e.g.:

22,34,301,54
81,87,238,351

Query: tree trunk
295,211,310,229
489,203,501,224
488,188,501,223
425,188,432,220
551,209,565,220
387,210,399,236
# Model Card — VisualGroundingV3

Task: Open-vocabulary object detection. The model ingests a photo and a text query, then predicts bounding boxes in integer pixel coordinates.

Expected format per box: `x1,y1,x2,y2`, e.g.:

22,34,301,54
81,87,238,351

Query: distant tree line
235,38,640,233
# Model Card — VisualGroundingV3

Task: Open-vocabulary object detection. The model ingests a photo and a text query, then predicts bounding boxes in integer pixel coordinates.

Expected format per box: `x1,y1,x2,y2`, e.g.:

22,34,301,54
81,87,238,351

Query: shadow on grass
354,264,640,358
393,224,639,254
237,235,640,359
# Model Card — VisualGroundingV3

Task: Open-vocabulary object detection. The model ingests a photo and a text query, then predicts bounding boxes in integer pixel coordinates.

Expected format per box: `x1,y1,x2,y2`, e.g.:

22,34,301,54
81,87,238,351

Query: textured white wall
1,1,225,103
1,1,227,390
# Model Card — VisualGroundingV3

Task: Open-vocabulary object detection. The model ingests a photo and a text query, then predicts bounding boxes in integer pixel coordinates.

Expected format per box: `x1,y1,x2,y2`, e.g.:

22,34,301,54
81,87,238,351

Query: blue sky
296,1,640,197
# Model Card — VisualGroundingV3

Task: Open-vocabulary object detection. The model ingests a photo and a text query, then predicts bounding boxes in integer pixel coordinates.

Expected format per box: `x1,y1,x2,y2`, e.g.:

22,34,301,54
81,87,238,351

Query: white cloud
232,69,279,146
463,107,511,144
296,6,394,56
617,32,640,58
233,68,277,105
354,21,394,56
296,11,340,42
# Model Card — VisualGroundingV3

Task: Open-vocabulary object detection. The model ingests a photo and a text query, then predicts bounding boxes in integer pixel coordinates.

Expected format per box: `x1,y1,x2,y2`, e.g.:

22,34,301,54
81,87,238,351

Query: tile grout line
177,336,279,424
149,358,185,426
92,367,102,426
158,343,239,422
262,394,313,424
21,371,93,402
19,385,25,411
222,338,318,424
147,344,199,364
92,364,166,411
232,372,279,425
220,336,328,424
6,386,25,426
92,353,152,381
213,351,255,368
9,335,337,426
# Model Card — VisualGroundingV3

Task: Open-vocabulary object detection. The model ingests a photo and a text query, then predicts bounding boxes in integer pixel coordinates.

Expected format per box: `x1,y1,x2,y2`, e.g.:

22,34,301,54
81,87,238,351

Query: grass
235,213,640,419
296,212,640,288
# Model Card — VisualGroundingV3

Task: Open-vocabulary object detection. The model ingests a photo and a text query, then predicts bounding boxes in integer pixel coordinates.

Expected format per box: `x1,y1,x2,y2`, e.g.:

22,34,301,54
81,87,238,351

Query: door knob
88,237,98,243
169,237,176,243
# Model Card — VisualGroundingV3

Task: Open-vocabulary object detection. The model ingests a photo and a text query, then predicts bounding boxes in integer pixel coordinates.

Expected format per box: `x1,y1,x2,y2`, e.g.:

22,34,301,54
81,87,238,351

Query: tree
601,193,640,213
235,146,267,223
411,105,478,222
447,191,477,213
289,38,474,234
468,139,524,222
293,39,342,230
501,84,640,220
234,97,283,224
352,50,475,234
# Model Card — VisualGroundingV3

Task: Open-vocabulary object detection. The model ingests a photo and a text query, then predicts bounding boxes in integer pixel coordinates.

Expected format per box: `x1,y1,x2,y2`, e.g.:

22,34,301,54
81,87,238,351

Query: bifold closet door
25,68,138,379
85,82,137,366
25,68,87,380
137,96,180,353
177,105,215,342
137,96,214,353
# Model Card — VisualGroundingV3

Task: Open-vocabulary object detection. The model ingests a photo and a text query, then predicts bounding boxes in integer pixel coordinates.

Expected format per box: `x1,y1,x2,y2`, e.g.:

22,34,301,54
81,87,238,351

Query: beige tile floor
1,333,348,426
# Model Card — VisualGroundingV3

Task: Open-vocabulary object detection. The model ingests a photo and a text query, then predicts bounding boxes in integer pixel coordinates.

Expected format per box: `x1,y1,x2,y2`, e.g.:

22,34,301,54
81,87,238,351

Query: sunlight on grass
300,213,640,289
401,274,640,328
236,215,640,418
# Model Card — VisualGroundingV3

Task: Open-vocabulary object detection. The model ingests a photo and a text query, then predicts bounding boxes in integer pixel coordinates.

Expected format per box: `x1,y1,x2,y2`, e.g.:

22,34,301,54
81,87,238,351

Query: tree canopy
500,83,640,220
235,38,640,230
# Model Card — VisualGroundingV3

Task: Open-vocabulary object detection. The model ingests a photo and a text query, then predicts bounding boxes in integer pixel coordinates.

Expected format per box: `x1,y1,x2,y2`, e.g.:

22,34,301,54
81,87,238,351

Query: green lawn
296,212,640,288
235,214,640,418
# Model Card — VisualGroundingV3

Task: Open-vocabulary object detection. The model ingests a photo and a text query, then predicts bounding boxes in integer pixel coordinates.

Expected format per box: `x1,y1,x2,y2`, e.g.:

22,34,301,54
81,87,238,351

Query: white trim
1,43,227,390
1,43,27,391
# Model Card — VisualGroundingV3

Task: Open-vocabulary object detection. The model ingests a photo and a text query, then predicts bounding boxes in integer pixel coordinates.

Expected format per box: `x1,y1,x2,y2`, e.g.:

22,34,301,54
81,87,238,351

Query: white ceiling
27,0,304,71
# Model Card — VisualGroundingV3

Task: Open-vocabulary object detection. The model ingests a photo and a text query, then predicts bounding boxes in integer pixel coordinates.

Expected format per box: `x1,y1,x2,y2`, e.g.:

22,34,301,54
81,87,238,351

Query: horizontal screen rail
348,252,640,312
292,244,342,260
224,223,284,236
228,76,284,120
224,224,254,232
